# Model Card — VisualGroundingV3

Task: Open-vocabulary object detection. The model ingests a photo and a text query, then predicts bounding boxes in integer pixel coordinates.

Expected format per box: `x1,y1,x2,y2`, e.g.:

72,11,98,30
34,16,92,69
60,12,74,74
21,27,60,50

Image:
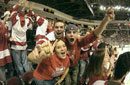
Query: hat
65,24,78,32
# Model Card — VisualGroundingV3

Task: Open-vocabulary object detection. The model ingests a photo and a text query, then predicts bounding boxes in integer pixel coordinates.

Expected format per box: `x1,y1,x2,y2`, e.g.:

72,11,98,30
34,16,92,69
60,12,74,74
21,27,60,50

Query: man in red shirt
64,7,115,85
29,7,114,85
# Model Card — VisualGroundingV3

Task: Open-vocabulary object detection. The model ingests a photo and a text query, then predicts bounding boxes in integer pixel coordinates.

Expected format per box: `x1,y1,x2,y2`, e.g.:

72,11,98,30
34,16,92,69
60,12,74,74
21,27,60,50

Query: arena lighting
114,5,121,10
114,6,130,12
99,5,130,12
128,9,130,12
99,5,106,11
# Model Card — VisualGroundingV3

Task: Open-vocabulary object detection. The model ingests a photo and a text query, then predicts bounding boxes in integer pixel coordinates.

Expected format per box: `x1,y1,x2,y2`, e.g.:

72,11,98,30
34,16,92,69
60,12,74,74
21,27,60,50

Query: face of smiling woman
54,40,67,59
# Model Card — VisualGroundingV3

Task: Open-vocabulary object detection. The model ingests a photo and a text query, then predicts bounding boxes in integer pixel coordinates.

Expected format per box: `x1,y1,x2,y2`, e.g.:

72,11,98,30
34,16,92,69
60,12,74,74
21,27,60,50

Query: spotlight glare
99,5,106,11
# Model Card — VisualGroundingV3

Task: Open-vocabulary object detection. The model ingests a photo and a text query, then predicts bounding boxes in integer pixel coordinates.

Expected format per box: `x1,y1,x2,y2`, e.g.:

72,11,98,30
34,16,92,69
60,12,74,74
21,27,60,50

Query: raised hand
40,40,58,59
39,40,55,59
17,0,23,5
28,46,42,63
22,0,27,4
105,7,115,22
28,40,57,63
29,2,35,10
21,0,28,11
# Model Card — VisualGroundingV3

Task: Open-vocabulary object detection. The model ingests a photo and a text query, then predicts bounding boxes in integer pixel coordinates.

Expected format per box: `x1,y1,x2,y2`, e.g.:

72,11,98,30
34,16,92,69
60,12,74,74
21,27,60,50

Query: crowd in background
0,0,130,85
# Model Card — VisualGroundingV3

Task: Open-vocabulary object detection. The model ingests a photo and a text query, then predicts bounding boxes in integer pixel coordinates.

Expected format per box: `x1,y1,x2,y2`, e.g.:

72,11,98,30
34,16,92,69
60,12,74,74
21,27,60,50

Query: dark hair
53,20,65,28
113,52,130,80
98,42,113,57
98,42,107,49
86,49,105,77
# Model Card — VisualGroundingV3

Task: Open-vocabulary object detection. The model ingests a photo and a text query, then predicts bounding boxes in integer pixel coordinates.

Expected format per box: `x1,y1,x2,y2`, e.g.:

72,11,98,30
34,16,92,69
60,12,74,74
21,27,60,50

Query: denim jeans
0,67,6,82
11,50,31,78
34,77,58,85
79,60,87,78
64,64,79,85
0,63,14,82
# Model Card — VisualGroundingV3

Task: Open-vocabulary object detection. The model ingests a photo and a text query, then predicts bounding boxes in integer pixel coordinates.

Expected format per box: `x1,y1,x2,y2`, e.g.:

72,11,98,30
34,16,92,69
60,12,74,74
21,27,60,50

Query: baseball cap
65,24,78,32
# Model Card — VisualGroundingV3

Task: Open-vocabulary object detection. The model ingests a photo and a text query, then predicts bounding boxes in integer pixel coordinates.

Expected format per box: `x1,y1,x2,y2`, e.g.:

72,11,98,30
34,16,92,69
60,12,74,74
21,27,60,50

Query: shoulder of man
46,31,56,41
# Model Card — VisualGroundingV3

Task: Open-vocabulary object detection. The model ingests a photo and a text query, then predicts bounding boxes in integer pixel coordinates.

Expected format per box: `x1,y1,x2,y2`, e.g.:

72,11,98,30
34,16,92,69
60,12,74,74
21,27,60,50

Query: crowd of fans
0,0,130,85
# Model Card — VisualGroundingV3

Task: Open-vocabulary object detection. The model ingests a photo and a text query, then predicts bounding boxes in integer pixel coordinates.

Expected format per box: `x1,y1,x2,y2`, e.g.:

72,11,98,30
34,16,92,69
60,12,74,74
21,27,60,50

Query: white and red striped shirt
35,16,48,45
36,31,56,45
10,5,32,50
0,21,12,66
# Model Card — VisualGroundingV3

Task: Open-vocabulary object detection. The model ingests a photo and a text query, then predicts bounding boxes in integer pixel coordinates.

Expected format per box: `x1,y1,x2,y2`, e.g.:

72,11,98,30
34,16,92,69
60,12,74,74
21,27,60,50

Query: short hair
53,20,65,27
113,52,130,80
98,42,113,57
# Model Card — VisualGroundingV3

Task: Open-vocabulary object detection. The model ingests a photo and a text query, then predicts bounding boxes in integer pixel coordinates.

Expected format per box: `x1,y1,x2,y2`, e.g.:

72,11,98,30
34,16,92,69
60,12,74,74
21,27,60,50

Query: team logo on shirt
52,66,65,77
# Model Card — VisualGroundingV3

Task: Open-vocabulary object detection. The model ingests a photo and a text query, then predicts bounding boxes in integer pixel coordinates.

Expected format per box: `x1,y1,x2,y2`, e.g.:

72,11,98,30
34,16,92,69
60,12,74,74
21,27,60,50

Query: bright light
91,4,94,7
114,5,121,10
128,8,130,12
121,6,125,9
125,7,129,10
99,5,106,11
100,5,130,12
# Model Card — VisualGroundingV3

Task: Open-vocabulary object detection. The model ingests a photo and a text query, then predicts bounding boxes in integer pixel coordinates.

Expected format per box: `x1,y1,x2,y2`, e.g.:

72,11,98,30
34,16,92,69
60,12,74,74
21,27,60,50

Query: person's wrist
104,15,111,22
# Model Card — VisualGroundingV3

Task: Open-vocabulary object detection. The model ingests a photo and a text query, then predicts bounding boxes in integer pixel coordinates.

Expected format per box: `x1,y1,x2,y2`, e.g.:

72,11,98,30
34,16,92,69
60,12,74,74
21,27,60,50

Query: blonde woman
28,40,70,85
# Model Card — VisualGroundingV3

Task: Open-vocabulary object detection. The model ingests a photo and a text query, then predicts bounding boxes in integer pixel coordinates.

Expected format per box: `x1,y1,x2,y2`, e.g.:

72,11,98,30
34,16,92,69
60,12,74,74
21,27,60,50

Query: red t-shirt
80,45,90,60
65,32,97,67
33,54,70,80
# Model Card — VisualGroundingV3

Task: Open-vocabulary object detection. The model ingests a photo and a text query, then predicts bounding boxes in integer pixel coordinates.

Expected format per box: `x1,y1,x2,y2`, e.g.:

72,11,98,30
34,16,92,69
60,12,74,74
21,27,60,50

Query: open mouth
70,38,74,42
61,52,65,55
57,32,62,35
